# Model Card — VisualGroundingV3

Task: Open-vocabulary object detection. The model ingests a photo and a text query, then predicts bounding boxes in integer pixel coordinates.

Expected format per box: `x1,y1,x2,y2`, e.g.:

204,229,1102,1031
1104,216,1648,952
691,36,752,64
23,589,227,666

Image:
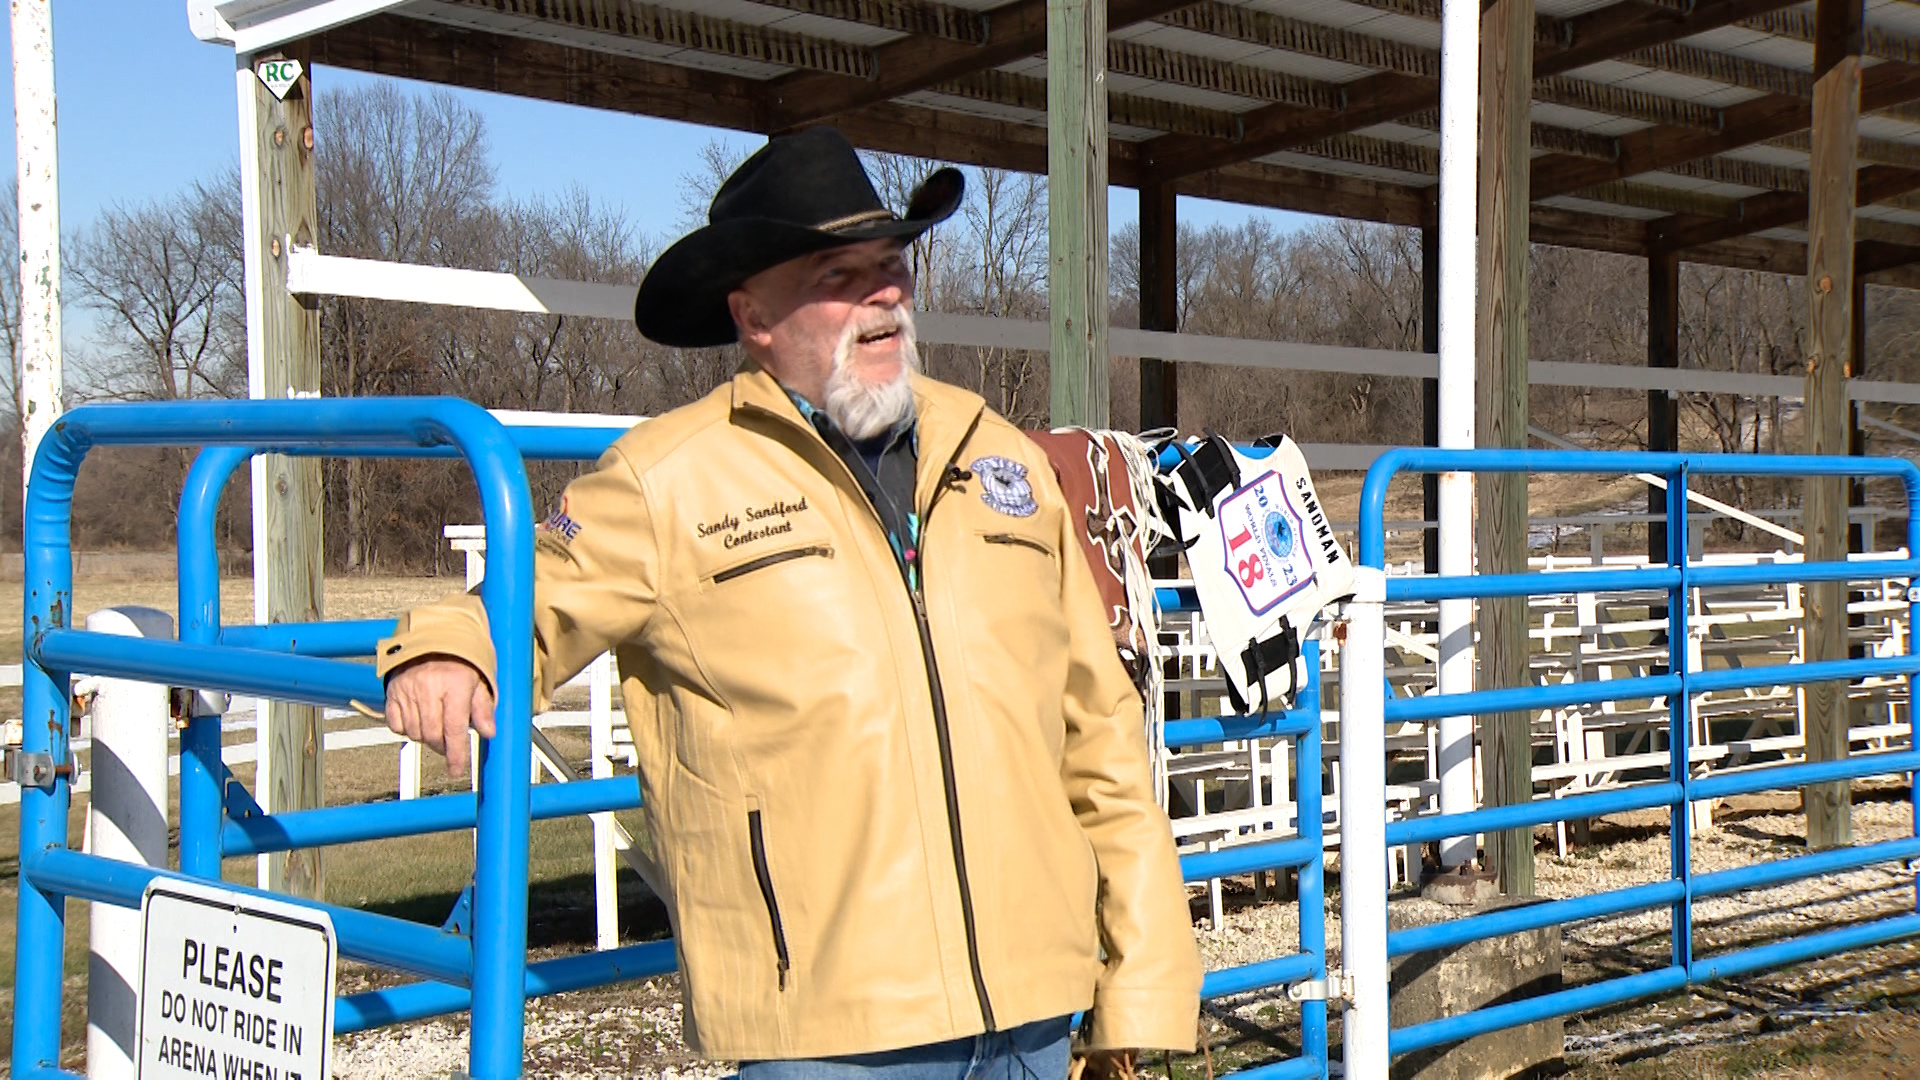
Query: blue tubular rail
13,399,547,1080
1192,641,1329,1080
1354,448,1920,1065
26,850,475,984
221,776,644,856
334,940,680,1033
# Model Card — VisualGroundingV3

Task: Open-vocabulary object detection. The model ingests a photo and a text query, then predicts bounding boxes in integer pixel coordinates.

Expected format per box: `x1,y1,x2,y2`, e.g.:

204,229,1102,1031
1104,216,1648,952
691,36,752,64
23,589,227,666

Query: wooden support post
1139,181,1178,432
1849,272,1867,657
1048,0,1108,428
1476,0,1535,896
1648,252,1680,561
240,50,326,895
1803,0,1862,852
1422,213,1441,577
1139,180,1183,740
1648,251,1680,647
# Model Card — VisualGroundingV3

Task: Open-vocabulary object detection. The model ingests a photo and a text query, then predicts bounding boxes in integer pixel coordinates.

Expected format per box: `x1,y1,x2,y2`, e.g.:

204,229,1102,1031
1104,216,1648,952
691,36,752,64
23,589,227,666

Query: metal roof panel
1256,150,1433,185
1117,23,1272,64
1860,116,1920,142
1861,205,1920,226
1723,144,1812,168
758,11,902,46
1539,196,1665,220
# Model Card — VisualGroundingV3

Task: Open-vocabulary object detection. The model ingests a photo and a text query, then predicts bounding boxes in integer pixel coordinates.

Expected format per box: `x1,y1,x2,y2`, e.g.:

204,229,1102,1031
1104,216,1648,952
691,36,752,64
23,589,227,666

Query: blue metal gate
1336,449,1920,1078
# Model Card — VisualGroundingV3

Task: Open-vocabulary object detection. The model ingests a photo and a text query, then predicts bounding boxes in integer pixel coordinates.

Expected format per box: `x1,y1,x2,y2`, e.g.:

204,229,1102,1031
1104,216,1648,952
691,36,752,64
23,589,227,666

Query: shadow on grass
349,870,673,951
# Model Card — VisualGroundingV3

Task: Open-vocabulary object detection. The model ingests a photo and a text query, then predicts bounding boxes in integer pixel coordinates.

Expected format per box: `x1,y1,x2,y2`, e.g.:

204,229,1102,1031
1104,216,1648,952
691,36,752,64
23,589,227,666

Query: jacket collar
730,364,987,503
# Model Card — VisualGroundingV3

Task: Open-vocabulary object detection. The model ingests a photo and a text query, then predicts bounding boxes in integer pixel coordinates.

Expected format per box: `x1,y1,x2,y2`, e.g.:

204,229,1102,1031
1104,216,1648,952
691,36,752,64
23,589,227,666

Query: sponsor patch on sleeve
541,495,582,542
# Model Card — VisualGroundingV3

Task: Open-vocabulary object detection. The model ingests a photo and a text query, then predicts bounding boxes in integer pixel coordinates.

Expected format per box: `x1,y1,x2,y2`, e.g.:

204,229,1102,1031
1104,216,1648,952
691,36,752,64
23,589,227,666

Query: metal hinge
1288,970,1354,1004
5,749,62,790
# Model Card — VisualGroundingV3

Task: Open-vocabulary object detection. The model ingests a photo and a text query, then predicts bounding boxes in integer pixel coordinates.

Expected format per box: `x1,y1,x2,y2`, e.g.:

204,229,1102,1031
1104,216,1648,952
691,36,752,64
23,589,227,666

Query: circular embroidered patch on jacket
972,455,1038,517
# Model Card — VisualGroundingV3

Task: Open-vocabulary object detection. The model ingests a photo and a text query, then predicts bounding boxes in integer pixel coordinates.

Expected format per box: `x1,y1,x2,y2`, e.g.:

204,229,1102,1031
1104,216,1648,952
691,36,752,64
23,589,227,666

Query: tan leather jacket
376,369,1202,1059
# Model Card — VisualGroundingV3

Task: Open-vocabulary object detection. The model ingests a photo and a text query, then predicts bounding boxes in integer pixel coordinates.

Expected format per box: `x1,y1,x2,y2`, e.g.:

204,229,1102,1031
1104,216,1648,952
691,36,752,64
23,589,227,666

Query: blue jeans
737,1016,1074,1080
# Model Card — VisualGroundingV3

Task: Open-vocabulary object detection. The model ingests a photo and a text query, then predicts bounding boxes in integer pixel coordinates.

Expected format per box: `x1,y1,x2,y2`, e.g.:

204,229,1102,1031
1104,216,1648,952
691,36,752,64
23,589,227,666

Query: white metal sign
135,877,335,1080
254,58,302,100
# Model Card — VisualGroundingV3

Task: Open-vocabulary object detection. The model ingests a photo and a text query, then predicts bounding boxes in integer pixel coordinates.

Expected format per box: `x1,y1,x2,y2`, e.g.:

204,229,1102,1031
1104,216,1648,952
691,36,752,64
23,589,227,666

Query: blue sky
0,0,1307,261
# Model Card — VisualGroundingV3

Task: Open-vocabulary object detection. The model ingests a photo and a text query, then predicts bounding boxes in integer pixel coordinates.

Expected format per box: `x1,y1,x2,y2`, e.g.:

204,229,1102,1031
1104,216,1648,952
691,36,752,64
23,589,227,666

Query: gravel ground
332,787,1920,1077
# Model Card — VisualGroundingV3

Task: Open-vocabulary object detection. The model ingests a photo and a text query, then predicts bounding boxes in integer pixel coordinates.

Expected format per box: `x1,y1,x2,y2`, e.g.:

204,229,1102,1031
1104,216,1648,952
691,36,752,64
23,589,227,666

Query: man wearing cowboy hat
377,127,1202,1076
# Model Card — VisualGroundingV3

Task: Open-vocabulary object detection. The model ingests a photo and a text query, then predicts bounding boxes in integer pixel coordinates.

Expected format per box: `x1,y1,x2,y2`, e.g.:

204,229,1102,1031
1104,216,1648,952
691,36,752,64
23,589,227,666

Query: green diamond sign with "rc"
256,59,302,100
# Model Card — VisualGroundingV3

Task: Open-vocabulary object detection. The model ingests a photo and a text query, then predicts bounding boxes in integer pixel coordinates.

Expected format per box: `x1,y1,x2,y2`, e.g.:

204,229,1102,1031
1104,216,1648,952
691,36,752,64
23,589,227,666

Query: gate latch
5,749,62,791
1288,970,1354,1004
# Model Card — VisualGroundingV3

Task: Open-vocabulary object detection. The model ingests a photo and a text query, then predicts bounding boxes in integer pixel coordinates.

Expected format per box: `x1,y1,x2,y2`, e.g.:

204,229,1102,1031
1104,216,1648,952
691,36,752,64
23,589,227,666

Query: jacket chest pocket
972,527,1062,582
981,531,1054,557
709,543,835,584
682,537,877,767
960,526,1066,650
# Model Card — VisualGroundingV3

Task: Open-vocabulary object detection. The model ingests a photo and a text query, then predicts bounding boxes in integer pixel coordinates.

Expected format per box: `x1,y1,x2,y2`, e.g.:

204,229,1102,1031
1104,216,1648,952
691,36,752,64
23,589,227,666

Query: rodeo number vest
1165,435,1355,716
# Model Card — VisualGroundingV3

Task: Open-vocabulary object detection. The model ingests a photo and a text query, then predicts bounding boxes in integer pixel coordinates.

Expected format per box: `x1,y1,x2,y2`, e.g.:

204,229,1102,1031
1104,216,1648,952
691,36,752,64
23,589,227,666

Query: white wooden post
1435,0,1481,868
589,653,619,951
1340,569,1391,1077
12,0,61,500
84,607,174,1079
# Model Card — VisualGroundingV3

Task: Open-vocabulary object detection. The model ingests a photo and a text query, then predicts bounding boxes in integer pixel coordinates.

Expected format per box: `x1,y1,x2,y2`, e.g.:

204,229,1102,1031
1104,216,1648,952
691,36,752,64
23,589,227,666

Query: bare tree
68,175,245,403
924,167,1050,425
0,182,20,420
317,84,497,571
677,138,753,232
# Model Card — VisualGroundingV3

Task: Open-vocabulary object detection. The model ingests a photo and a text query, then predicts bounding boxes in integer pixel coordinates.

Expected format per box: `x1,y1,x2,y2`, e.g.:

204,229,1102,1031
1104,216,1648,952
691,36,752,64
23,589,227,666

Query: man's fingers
419,687,447,757
471,680,497,740
382,659,492,776
444,699,472,777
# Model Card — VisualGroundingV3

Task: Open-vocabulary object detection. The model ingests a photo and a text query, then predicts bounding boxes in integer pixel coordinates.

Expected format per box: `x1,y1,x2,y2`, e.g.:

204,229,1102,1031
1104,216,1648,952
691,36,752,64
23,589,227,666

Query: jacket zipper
712,544,834,584
983,532,1051,556
740,398,996,1026
747,809,792,989
911,465,997,1031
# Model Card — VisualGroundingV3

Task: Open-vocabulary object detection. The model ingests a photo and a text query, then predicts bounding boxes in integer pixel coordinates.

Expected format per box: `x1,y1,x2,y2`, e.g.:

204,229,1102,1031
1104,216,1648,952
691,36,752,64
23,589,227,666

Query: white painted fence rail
285,246,1920,406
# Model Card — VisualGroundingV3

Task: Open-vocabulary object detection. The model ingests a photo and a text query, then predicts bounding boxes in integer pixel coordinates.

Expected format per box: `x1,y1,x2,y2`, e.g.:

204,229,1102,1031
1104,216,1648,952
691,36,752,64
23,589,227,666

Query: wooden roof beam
1105,38,1343,110
763,0,1196,130
1660,143,1920,191
1533,76,1721,129
1619,41,1810,97
1767,130,1920,169
310,11,769,128
1141,0,1799,182
422,0,874,77
738,0,1351,110
1153,3,1435,76
1737,8,1920,68
1399,108,1624,159
931,70,1245,139
741,0,986,44
1649,164,1920,251
1661,154,1809,191
1566,181,1745,217
1856,239,1920,276
1532,61,1920,199
312,13,1920,285
1290,132,1739,218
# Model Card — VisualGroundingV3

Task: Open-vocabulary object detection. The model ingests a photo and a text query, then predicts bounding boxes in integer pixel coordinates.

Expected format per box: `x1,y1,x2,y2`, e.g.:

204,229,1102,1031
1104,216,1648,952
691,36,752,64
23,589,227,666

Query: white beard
823,305,920,440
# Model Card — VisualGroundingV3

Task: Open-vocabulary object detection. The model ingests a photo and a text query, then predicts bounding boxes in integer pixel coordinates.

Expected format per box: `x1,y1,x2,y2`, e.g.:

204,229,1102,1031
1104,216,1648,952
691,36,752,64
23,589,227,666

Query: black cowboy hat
634,127,964,348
